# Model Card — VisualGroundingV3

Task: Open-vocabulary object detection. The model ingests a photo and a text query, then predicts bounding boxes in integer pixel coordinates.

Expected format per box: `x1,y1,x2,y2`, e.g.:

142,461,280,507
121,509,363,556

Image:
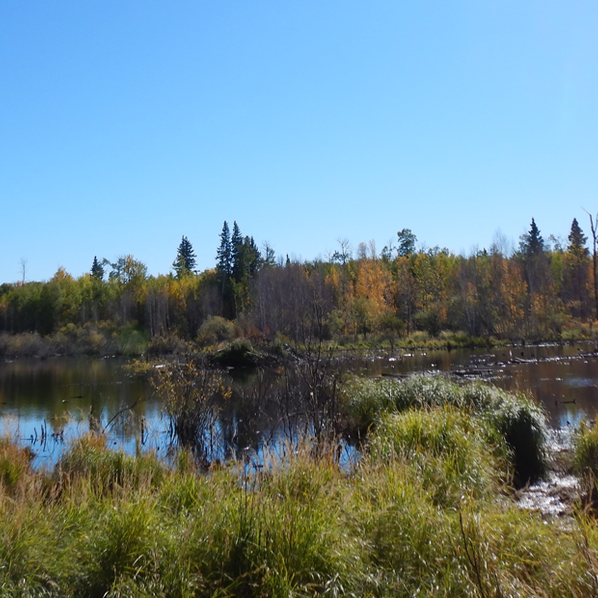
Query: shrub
196,315,236,347
151,357,231,458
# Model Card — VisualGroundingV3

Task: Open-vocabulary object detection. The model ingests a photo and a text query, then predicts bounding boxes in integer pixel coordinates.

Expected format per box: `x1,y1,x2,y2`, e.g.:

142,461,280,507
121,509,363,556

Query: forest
1,216,597,355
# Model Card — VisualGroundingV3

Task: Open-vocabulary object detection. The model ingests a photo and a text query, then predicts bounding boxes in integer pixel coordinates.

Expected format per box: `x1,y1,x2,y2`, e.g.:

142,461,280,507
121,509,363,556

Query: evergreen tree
230,221,244,281
216,221,233,277
567,218,588,259
245,236,261,276
519,218,544,256
173,235,197,277
563,218,590,318
261,242,276,268
91,256,104,281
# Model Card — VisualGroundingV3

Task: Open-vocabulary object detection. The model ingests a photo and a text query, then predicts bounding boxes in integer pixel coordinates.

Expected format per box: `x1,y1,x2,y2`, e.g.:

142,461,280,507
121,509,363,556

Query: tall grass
343,375,548,485
366,407,505,506
0,376,595,597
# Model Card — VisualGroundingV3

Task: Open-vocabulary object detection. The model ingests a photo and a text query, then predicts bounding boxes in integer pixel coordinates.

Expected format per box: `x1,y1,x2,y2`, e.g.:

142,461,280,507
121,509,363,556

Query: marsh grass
0,378,595,597
343,375,548,485
0,435,34,492
0,436,596,596
574,419,598,476
55,433,166,494
573,420,598,508
366,407,505,506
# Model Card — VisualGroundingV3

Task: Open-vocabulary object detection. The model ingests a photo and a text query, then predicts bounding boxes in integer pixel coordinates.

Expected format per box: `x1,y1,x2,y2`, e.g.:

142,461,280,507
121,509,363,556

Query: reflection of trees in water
220,347,344,461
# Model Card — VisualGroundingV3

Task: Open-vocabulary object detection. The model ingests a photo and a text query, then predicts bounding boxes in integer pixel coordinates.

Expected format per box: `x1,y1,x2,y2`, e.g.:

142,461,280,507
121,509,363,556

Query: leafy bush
196,315,236,347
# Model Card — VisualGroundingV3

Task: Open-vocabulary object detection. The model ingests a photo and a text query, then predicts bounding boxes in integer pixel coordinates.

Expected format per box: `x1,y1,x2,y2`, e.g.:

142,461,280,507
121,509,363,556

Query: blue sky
1,1,597,282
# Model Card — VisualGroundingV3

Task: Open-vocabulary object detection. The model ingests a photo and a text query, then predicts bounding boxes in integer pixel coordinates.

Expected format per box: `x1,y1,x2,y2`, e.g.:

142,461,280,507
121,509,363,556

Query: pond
1,344,597,466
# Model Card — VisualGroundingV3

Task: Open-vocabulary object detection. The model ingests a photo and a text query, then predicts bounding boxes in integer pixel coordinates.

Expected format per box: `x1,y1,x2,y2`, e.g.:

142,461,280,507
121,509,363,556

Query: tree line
1,216,597,346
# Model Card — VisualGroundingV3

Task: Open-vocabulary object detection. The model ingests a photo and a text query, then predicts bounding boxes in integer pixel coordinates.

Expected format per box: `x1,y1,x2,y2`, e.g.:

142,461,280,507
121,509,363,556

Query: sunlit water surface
1,344,596,467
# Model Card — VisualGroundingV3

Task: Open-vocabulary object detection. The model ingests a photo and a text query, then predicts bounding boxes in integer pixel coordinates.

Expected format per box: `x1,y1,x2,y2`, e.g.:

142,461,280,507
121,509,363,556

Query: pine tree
230,221,244,281
216,221,233,277
91,256,104,280
520,218,544,257
173,236,197,277
567,218,588,259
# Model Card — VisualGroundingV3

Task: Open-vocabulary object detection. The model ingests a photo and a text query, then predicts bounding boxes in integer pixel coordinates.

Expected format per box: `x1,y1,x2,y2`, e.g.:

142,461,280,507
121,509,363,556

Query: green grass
0,377,594,597
342,375,548,485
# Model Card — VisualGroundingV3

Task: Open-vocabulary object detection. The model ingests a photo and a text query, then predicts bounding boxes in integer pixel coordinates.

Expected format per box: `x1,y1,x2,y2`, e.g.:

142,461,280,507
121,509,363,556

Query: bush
0,332,53,358
146,334,191,355
196,315,236,347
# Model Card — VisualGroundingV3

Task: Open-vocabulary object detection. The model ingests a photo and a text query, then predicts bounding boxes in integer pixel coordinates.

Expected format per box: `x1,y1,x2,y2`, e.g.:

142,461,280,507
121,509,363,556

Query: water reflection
1,344,597,464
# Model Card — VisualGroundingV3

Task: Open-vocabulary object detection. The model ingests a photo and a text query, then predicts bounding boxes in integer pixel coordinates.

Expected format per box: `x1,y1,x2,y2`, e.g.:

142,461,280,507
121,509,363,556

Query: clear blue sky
1,1,597,283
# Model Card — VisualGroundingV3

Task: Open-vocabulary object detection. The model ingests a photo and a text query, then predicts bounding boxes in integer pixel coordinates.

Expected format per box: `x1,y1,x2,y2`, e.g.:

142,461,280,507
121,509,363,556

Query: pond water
1,344,597,466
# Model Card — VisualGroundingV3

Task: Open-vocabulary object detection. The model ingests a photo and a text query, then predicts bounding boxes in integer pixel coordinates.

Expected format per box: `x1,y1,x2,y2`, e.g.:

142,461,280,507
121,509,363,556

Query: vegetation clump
342,375,548,485
211,338,262,368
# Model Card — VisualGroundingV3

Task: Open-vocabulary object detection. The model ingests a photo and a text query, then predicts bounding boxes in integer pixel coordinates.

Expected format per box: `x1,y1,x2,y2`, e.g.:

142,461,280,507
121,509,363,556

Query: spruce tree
230,221,244,281
91,256,104,280
563,217,590,318
216,221,233,277
567,218,588,259
520,218,544,256
173,236,197,277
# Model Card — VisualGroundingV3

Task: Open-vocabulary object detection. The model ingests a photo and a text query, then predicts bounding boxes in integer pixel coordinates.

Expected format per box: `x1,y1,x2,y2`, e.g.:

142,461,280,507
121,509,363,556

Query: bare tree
331,238,352,265
20,258,27,284
583,209,598,320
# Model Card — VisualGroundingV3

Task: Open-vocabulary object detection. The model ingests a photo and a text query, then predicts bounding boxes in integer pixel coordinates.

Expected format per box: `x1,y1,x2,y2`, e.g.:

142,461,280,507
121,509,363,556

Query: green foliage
0,216,595,347
196,315,236,347
172,235,197,278
520,218,545,257
568,218,589,259
215,221,233,277
106,255,148,284
397,227,417,257
1,425,598,596
91,256,104,280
